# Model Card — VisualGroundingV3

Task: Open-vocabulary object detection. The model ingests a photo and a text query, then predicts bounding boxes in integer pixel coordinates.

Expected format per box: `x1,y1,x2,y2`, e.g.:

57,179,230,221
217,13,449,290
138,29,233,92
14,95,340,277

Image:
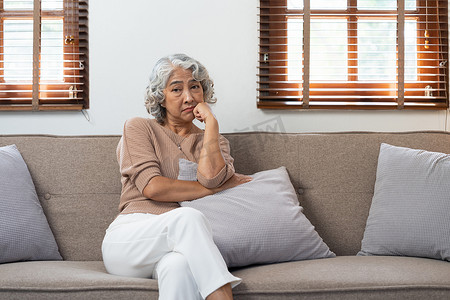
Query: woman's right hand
211,173,252,194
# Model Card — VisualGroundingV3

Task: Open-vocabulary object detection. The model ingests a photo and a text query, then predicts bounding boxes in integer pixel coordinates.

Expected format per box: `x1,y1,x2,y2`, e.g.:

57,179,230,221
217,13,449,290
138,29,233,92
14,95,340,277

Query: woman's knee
173,207,209,228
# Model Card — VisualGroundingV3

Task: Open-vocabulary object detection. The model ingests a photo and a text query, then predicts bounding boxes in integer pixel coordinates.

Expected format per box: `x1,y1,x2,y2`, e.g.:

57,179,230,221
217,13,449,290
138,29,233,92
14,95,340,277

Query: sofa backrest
1,132,449,260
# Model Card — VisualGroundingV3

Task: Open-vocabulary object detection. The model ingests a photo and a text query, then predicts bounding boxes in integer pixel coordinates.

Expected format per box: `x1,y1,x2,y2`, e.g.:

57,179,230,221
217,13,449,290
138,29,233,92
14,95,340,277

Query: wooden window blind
0,0,89,111
258,0,448,109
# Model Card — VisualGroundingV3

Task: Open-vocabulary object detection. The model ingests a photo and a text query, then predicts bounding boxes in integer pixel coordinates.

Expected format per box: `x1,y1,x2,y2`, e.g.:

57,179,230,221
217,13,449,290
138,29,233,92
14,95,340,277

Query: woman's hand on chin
193,102,216,124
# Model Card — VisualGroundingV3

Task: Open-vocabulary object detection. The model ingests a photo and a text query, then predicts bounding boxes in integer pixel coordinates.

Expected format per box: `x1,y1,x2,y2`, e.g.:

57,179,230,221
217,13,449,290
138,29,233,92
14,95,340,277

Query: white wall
0,0,449,135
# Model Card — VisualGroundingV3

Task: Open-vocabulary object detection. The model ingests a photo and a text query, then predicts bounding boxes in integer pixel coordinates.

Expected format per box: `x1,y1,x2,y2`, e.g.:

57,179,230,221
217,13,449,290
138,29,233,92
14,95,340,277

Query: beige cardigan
116,117,235,215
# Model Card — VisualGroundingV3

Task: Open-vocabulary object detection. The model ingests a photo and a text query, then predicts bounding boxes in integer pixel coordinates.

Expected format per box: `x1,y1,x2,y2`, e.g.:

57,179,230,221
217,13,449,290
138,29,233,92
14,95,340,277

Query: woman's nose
183,90,194,103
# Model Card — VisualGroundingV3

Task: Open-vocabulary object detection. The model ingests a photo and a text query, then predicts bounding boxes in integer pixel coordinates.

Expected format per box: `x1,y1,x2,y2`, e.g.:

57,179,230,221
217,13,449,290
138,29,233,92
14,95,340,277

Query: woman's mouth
183,106,195,112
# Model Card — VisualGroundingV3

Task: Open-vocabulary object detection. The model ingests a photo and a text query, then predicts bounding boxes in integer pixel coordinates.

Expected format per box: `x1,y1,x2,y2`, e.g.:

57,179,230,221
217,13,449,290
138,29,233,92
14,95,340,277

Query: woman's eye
172,88,181,92
191,85,200,89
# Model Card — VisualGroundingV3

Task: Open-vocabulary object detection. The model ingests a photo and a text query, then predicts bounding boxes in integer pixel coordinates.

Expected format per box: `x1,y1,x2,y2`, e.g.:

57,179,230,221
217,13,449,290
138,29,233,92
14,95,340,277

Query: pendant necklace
175,125,193,151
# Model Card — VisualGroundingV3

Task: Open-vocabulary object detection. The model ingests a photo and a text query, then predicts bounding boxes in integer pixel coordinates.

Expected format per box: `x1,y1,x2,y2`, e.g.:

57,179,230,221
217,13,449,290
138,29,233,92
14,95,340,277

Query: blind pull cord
81,109,91,122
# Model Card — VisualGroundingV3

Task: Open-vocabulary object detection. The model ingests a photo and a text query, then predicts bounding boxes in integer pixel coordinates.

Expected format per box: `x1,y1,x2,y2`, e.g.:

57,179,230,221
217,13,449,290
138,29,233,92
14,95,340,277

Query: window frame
0,0,89,111
258,0,449,110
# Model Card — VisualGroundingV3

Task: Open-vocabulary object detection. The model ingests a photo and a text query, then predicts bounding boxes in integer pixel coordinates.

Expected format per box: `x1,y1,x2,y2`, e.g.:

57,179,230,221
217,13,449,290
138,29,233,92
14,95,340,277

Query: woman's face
163,67,204,125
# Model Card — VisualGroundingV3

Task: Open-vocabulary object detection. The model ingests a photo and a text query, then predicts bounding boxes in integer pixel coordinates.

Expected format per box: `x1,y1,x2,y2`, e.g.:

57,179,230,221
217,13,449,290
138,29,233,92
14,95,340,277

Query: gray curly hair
145,54,217,124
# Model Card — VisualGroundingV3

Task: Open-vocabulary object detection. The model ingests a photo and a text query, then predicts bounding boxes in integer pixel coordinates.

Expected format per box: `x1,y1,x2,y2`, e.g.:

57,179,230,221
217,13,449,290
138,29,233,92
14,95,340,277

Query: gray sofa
1,131,450,299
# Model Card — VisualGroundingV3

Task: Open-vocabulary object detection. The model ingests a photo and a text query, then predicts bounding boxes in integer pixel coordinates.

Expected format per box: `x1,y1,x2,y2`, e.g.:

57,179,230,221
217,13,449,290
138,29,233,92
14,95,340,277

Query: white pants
101,207,241,300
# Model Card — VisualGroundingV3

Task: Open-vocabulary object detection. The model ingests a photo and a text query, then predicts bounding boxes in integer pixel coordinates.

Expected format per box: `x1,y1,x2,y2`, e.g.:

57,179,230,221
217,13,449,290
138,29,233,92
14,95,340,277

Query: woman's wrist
203,112,218,127
203,117,219,138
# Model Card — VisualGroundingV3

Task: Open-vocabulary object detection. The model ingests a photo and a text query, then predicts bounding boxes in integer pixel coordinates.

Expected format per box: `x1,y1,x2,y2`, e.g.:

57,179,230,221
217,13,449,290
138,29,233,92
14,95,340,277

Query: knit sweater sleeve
196,135,235,189
117,117,161,194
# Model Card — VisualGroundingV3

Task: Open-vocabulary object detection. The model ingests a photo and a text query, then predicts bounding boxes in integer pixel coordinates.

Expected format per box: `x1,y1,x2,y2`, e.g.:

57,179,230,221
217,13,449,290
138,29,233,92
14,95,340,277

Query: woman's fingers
234,173,253,184
193,102,214,123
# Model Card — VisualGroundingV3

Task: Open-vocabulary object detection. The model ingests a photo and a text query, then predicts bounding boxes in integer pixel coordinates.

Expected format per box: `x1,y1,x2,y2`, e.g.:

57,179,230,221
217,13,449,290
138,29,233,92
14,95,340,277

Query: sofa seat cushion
0,261,157,300
232,256,450,300
1,257,450,300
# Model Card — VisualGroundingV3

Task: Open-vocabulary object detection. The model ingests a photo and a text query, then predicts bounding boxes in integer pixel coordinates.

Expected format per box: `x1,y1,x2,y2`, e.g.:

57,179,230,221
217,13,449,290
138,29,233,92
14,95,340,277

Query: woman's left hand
211,173,253,194
193,102,216,124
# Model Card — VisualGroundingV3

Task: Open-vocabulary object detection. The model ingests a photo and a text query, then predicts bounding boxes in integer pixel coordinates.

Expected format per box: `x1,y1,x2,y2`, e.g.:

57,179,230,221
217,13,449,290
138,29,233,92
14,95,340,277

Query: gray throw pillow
358,143,450,261
179,163,335,267
0,144,62,264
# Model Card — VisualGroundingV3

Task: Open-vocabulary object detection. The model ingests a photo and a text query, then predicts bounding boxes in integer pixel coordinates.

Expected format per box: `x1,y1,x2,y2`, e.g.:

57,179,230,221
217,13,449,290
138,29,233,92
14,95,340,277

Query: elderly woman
102,54,252,300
